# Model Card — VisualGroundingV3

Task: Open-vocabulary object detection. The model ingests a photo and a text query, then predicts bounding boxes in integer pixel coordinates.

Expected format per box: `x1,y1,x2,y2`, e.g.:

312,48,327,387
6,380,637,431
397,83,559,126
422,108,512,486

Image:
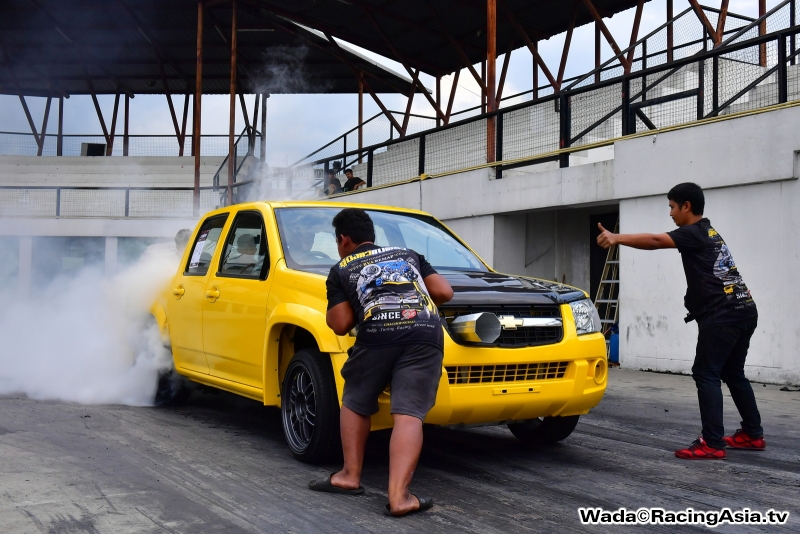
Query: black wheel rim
282,366,316,452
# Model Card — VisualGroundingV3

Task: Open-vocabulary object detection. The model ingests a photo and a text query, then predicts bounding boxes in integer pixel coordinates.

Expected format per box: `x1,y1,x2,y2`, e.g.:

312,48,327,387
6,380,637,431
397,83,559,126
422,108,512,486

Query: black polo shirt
667,218,757,328
326,244,443,348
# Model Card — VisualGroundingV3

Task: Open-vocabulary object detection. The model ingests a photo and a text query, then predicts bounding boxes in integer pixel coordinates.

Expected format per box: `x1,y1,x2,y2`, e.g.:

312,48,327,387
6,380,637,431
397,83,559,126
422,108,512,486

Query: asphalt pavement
1,368,798,533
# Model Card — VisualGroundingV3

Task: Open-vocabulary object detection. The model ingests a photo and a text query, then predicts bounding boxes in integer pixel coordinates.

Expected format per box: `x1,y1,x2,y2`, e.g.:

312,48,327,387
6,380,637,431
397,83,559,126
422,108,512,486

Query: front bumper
354,306,608,430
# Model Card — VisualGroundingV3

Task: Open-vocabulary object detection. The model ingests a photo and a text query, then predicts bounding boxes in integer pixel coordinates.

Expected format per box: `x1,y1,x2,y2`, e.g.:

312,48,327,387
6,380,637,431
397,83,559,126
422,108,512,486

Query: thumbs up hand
596,222,617,249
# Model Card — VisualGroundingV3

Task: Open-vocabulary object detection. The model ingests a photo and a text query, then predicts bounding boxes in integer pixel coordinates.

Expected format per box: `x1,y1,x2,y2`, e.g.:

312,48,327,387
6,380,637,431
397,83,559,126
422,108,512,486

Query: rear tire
507,415,580,445
281,349,341,463
154,368,191,406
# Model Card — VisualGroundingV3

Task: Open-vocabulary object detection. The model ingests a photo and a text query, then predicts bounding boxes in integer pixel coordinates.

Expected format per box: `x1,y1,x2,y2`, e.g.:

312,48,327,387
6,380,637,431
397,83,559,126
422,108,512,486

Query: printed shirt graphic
667,218,757,328
326,244,443,348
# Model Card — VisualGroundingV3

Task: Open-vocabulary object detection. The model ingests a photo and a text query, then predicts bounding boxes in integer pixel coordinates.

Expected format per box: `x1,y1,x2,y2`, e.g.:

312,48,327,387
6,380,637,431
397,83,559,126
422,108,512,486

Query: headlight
570,299,602,335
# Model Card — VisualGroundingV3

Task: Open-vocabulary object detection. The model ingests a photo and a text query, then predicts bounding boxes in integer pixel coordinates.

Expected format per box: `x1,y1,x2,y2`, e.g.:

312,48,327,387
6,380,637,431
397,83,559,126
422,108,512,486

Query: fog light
593,358,608,384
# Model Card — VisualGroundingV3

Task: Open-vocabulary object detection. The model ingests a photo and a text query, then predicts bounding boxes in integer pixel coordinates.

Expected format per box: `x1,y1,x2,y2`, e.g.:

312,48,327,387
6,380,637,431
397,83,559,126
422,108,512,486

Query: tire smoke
0,244,177,406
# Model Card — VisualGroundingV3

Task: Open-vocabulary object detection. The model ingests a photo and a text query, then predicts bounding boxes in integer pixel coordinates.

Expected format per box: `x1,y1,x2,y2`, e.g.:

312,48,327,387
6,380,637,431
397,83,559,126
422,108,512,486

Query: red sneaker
674,437,727,460
724,429,766,451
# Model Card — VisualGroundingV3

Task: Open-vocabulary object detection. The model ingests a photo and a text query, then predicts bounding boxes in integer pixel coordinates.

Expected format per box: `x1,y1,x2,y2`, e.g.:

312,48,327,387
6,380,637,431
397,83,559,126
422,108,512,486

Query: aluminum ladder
595,219,620,357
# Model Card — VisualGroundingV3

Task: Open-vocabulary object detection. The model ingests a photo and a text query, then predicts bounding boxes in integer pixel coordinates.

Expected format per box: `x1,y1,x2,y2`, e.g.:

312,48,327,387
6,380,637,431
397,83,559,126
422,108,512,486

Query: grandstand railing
301,2,800,195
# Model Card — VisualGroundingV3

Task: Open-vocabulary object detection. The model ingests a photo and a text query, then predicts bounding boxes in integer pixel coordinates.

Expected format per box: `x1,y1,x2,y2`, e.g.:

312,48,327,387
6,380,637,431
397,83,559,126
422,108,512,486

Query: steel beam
688,0,720,45
37,97,52,156
123,94,129,156
506,13,558,90
581,0,629,71
227,0,238,206
106,91,120,156
558,6,577,87
193,1,203,216
57,96,63,156
667,0,674,62
715,0,730,42
625,0,645,71
445,70,460,124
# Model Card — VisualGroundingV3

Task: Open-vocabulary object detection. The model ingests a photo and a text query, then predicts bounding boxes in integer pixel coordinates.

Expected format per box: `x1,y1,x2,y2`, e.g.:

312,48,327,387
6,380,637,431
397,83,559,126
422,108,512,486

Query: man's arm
326,302,356,336
424,274,454,305
596,223,676,250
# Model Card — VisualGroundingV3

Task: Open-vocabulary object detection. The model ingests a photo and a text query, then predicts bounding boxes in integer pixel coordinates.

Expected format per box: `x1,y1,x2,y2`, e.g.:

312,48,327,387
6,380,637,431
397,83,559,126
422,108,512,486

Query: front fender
266,303,341,354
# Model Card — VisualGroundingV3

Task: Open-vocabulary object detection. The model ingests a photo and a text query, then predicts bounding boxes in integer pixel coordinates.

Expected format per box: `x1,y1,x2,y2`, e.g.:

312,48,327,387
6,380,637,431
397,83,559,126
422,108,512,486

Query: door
202,211,271,389
168,214,229,374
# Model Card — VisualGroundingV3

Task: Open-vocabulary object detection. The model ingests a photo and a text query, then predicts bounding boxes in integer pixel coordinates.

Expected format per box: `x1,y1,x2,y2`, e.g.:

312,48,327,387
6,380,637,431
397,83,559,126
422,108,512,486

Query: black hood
440,270,587,306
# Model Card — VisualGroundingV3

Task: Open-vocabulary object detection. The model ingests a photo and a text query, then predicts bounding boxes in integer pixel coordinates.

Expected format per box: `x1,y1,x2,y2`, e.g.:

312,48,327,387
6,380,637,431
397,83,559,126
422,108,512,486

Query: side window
185,215,228,275
218,212,269,278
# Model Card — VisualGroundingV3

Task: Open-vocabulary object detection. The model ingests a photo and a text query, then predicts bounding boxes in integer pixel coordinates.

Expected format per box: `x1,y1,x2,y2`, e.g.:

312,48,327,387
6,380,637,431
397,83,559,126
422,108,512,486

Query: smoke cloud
0,243,177,406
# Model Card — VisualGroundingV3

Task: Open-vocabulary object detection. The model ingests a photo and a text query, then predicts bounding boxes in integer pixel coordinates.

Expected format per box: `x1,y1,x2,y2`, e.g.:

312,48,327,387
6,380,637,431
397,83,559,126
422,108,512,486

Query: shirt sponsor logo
402,309,417,319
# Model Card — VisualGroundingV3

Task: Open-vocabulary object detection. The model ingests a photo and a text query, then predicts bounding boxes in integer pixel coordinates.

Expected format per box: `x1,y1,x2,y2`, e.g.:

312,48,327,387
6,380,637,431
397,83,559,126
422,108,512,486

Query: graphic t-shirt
326,244,443,348
667,218,757,328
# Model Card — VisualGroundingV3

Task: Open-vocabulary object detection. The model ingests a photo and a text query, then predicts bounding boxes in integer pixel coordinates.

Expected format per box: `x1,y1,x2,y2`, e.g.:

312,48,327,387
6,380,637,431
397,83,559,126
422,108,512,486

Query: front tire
281,349,341,463
507,415,580,445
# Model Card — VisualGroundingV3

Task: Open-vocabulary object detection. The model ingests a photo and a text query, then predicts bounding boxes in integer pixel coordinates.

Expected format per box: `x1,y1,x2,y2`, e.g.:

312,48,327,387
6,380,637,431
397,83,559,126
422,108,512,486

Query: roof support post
445,70,459,124
625,0,645,71
88,86,111,146
358,77,363,162
581,0,630,71
486,0,497,164
238,92,252,154
402,70,418,132
19,96,40,150
688,0,720,46
481,60,487,114
715,0,729,42
37,97,52,156
106,91,120,156
558,6,577,87
532,43,539,98
193,0,203,216
227,0,237,207
123,94,129,156
595,22,601,82
57,96,64,156
179,94,190,157
506,14,559,90
260,94,268,167
759,0,766,66
496,46,512,103
251,94,259,157
667,0,674,62
435,76,441,128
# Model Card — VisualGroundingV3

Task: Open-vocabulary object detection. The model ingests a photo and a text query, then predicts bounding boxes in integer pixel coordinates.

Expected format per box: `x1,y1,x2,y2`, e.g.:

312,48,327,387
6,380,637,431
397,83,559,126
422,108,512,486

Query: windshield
274,207,488,274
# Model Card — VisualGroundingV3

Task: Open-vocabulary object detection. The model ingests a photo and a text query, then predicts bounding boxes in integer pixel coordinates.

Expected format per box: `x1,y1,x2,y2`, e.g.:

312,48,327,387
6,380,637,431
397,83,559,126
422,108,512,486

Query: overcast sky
0,0,773,166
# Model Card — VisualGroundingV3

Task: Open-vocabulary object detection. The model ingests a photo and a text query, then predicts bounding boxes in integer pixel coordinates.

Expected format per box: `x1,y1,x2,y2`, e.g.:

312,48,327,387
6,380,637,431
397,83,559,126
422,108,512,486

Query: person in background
324,170,343,196
309,208,453,517
597,182,764,460
342,169,366,192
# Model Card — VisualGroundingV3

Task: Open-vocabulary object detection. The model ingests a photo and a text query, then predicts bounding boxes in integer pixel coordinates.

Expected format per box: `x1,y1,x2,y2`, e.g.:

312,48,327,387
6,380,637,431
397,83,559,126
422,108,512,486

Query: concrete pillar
105,236,118,276
18,236,32,297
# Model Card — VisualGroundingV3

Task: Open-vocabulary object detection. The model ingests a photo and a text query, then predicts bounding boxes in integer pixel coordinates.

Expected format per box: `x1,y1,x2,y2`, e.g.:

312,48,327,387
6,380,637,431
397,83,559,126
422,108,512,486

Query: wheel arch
264,304,341,406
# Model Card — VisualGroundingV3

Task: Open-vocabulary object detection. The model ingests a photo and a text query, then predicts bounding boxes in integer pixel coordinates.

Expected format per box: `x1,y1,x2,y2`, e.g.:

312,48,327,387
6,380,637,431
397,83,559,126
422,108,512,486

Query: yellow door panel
202,211,271,389
168,214,229,374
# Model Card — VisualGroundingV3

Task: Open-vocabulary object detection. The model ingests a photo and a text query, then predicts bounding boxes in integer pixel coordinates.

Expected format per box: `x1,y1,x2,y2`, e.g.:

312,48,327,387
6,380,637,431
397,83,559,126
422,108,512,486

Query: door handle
172,285,185,299
205,287,220,302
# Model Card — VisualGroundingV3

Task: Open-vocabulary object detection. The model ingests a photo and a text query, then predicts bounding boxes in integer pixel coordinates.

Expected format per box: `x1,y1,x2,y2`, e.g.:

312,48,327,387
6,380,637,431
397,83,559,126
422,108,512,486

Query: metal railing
298,2,799,195
0,131,262,158
294,3,757,170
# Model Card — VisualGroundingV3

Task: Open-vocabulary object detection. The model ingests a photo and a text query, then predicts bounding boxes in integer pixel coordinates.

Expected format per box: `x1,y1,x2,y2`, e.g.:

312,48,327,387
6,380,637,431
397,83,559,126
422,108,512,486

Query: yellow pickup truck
151,201,607,463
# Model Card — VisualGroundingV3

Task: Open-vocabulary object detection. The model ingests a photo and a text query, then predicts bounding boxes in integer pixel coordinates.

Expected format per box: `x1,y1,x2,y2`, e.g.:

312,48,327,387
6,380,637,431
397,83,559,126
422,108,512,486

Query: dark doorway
589,212,619,300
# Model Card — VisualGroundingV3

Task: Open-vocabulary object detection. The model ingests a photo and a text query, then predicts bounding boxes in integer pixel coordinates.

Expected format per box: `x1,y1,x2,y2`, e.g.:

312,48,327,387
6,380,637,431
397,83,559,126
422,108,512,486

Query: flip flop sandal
383,495,434,517
308,473,365,495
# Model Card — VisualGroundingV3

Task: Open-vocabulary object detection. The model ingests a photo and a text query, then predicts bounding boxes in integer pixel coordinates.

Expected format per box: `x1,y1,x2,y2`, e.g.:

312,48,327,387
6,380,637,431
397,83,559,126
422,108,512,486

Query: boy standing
597,183,765,459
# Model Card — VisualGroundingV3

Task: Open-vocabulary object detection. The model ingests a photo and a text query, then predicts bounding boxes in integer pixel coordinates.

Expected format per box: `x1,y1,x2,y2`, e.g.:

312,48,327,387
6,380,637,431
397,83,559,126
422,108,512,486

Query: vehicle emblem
498,315,523,330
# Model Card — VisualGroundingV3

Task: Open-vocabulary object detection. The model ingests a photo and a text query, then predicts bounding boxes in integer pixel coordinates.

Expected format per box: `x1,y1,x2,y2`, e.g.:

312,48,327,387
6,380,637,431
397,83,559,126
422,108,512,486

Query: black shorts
341,343,444,421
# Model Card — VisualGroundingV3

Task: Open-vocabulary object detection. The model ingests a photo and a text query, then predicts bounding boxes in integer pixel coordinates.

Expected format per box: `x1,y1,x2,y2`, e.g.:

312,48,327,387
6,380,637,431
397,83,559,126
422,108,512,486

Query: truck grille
440,305,563,347
445,361,569,384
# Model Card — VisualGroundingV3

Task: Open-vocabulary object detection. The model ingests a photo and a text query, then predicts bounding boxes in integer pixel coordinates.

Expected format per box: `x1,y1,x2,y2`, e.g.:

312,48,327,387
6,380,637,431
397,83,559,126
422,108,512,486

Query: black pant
691,318,763,449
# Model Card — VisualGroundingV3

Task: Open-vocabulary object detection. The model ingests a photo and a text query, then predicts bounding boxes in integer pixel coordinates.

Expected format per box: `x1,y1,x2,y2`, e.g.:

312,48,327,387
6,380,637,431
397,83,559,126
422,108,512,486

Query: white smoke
0,243,177,406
